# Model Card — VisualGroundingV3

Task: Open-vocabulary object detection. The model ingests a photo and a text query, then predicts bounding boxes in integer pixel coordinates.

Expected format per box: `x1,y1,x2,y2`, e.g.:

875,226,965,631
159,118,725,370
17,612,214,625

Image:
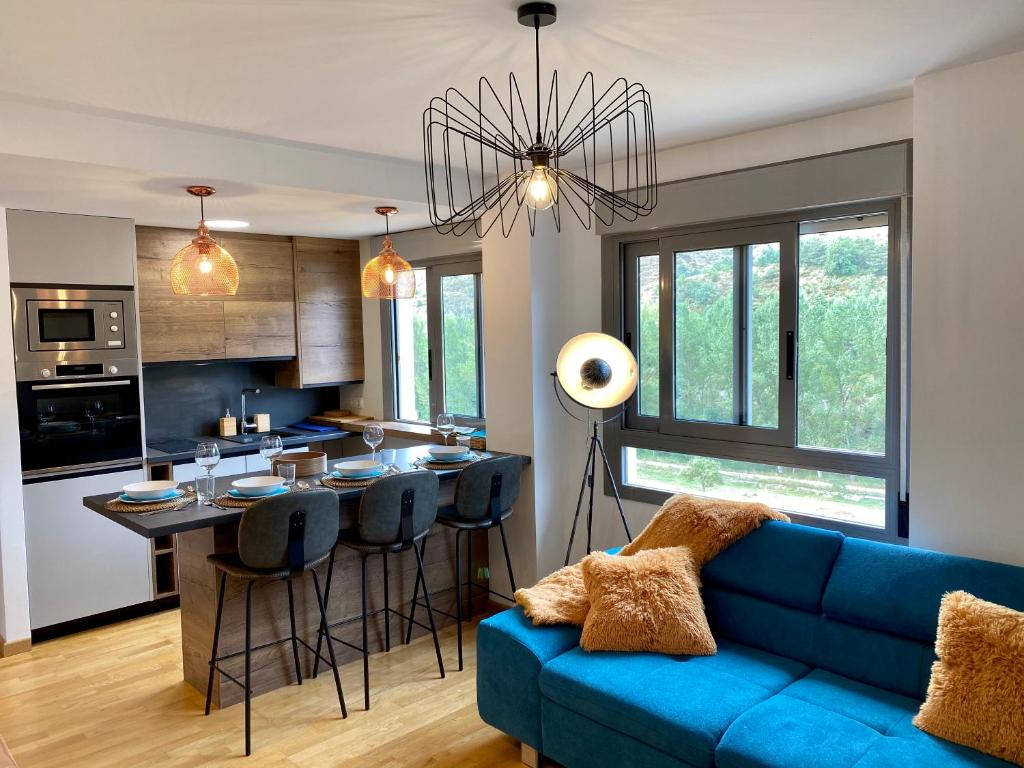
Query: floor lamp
553,332,638,566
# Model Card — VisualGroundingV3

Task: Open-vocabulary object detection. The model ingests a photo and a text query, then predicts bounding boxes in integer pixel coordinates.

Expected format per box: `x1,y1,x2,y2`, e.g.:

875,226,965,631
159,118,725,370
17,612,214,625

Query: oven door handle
30,379,132,391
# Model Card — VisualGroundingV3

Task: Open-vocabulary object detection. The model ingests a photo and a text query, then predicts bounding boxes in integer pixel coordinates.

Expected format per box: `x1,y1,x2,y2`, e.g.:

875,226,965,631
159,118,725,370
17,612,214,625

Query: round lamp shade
361,236,416,299
170,223,239,296
555,332,638,409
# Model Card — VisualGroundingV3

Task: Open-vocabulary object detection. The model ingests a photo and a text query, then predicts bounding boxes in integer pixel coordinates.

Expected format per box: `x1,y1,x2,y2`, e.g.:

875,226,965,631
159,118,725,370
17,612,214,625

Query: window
389,257,484,423
613,203,902,537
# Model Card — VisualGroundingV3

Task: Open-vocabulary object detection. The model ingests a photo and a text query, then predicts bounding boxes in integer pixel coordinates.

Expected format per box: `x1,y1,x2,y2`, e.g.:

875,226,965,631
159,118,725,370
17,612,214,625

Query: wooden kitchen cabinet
277,236,364,387
136,227,296,363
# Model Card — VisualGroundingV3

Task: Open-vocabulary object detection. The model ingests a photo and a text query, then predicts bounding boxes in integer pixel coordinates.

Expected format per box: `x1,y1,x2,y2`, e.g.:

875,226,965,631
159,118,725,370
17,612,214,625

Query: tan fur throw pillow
579,547,716,656
914,591,1024,765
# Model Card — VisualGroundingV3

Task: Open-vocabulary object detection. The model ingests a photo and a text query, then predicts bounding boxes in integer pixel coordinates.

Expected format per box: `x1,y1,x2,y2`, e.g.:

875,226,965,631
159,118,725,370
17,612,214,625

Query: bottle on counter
219,408,237,437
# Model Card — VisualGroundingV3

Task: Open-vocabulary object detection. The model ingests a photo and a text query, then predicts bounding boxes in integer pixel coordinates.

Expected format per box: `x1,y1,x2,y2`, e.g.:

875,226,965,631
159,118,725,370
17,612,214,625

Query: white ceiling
1,0,1024,235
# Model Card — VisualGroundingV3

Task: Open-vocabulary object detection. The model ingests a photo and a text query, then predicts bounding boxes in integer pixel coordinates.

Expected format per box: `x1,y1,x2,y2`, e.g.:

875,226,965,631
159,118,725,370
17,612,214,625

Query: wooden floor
0,608,525,767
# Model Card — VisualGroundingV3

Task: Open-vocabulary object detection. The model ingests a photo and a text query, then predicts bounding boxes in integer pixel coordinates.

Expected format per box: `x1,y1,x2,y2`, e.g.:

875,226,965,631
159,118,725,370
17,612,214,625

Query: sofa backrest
701,521,1024,699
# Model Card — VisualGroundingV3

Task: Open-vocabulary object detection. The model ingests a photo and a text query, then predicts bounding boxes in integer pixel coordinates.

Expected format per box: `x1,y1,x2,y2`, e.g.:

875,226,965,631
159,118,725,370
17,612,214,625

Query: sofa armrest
477,607,581,751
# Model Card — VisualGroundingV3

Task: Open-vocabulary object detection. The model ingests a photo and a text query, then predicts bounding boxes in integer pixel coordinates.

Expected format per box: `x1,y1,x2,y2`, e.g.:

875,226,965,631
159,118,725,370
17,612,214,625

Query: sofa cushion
476,607,580,750
716,669,1011,768
703,521,844,612
538,640,809,768
822,538,1024,644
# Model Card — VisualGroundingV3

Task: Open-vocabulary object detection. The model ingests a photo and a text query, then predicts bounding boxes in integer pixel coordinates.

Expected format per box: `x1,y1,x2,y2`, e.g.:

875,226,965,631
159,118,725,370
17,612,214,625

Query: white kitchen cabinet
172,455,247,483
23,468,153,630
244,445,309,474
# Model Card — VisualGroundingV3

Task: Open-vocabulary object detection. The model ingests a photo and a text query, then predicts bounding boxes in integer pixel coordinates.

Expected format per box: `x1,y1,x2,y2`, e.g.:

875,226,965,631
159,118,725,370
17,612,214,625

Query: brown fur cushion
914,591,1024,765
579,547,716,656
515,494,788,626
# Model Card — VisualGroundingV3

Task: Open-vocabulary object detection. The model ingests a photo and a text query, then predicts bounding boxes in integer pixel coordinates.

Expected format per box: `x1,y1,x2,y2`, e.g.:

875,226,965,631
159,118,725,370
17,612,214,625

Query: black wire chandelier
422,2,657,238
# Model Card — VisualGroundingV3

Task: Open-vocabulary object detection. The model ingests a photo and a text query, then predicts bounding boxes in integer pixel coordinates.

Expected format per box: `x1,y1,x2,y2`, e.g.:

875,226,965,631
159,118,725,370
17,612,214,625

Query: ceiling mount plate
374,206,399,217
517,2,557,27
186,185,216,197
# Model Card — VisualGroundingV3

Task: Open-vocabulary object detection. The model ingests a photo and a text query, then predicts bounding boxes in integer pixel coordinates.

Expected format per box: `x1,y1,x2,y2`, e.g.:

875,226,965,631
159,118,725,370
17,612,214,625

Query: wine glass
436,412,455,446
260,435,284,466
38,403,57,424
195,442,220,476
363,424,384,462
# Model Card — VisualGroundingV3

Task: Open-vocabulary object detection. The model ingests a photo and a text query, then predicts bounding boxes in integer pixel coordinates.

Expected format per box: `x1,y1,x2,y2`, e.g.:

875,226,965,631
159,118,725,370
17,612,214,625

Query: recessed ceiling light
205,219,250,229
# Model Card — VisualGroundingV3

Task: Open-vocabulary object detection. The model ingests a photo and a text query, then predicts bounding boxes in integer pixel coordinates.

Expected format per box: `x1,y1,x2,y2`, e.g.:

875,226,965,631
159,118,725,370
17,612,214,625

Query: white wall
0,210,31,644
909,50,1024,566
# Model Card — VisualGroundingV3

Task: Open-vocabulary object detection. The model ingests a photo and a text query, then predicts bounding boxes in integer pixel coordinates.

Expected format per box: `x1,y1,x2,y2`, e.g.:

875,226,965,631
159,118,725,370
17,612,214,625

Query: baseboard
0,634,31,658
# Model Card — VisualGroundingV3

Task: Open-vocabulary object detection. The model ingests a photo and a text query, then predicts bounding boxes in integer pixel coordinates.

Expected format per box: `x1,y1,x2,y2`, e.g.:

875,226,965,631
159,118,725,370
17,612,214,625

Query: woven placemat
319,465,403,489
105,492,197,514
413,453,484,471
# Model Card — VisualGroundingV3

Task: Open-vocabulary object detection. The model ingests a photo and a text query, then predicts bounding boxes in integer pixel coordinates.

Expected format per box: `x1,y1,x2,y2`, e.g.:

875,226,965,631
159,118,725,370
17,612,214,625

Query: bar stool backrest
453,455,522,523
238,489,340,570
358,471,439,545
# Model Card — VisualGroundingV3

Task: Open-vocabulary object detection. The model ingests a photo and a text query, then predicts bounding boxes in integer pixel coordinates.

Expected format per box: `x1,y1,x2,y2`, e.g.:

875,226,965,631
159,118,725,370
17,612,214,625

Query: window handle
785,331,795,381
625,331,633,351
428,348,433,381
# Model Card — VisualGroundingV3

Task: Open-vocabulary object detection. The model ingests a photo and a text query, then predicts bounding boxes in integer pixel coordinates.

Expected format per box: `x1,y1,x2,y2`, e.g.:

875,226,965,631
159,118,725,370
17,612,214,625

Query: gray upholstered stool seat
313,471,446,711
205,550,332,580
407,455,521,671
204,489,347,756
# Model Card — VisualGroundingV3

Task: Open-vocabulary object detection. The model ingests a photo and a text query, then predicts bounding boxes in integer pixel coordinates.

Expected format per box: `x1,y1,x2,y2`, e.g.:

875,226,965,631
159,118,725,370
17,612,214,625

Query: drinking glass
275,462,296,487
195,442,220,476
363,424,384,461
196,473,216,504
260,435,284,464
436,412,455,445
455,434,472,453
380,448,397,471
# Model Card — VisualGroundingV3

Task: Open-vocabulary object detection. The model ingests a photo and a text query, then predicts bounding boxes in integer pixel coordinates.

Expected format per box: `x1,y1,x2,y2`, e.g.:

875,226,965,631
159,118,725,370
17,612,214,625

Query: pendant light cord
535,16,542,145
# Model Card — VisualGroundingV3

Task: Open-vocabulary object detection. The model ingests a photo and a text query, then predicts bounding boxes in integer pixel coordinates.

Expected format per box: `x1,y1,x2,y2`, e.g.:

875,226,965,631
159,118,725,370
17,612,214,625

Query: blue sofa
477,521,1024,767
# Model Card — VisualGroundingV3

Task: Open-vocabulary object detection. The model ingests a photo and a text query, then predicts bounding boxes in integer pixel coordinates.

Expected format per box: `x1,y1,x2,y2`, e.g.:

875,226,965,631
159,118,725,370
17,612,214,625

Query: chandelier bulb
524,166,557,211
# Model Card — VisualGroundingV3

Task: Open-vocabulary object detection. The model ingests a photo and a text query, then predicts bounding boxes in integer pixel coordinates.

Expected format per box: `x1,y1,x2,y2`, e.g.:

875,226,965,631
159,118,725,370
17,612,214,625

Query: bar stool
313,471,446,710
406,455,521,670
204,489,347,756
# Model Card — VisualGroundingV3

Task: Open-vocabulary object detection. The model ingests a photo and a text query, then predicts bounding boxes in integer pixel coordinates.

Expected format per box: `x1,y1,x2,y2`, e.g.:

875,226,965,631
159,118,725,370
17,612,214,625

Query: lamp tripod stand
553,373,634,566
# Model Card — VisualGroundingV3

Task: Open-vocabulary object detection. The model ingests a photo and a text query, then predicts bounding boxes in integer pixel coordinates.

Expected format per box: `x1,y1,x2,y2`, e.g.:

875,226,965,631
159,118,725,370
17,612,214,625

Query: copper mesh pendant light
170,186,240,296
361,206,415,300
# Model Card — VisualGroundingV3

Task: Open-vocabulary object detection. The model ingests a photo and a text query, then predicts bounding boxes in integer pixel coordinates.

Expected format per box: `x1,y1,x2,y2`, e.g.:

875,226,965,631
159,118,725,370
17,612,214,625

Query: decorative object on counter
170,186,240,296
272,450,327,477
553,332,639,566
254,413,271,433
319,465,402,489
105,489,197,514
362,423,384,461
218,409,237,437
194,441,220,475
422,2,656,238
361,207,415,300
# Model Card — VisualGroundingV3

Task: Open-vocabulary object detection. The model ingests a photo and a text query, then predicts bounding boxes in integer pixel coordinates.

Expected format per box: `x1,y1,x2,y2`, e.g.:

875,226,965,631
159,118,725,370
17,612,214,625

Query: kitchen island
83,445,529,708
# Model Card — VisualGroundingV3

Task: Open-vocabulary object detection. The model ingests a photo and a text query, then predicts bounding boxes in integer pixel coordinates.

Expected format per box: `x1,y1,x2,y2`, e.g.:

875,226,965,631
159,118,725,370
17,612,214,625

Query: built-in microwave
11,286,139,382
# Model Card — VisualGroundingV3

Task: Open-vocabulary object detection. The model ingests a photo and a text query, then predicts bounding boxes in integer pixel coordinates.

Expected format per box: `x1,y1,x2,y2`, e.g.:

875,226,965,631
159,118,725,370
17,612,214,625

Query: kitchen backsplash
142,361,339,440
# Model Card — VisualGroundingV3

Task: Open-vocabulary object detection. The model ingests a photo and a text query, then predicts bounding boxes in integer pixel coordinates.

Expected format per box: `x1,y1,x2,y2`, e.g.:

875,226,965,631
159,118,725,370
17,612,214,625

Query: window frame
381,253,485,426
604,199,905,541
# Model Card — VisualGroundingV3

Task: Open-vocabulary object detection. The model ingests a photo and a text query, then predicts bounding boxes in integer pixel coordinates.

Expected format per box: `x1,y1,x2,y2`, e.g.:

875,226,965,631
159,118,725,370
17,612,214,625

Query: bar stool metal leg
404,536,427,645
286,579,302,685
454,529,464,670
414,541,445,679
383,553,391,652
311,569,347,718
244,580,254,757
311,546,336,680
465,529,473,621
205,571,227,716
499,520,517,592
360,553,370,711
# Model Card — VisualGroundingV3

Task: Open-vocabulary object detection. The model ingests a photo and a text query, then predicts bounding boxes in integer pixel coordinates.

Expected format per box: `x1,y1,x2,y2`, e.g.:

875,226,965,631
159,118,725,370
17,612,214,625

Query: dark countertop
85,444,531,538
145,426,354,463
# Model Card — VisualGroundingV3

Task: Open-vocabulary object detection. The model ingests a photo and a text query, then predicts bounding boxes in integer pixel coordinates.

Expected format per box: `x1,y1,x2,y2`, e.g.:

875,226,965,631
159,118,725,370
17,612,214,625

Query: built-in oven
12,285,143,478
17,376,143,478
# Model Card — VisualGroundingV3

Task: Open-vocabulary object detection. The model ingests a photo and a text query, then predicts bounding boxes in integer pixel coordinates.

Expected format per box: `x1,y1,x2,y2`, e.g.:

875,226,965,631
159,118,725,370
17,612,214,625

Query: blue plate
227,487,288,499
332,466,386,480
427,452,471,463
119,489,185,504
